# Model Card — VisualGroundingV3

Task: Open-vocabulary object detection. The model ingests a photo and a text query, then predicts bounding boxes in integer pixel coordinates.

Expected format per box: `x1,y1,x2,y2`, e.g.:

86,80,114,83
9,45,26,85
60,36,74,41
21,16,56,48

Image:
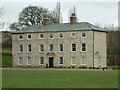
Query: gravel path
0,67,113,71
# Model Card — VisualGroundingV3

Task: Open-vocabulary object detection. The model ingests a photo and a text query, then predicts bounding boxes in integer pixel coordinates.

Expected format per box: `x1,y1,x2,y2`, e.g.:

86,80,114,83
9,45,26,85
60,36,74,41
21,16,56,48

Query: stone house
12,13,107,68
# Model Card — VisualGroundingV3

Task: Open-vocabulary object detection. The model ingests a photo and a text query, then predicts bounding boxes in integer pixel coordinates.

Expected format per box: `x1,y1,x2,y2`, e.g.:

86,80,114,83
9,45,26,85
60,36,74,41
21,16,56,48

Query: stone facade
12,30,107,68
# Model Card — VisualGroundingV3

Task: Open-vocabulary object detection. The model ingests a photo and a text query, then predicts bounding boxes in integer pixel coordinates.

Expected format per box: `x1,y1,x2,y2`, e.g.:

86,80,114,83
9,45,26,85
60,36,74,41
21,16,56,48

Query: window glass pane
40,45,44,52
28,35,31,39
18,57,23,65
82,33,86,37
50,34,53,38
81,57,86,64
49,44,53,52
72,33,76,38
82,43,86,51
72,44,76,51
40,57,44,64
71,57,76,64
59,33,63,38
28,57,31,65
28,45,32,52
19,45,23,52
19,35,23,39
59,57,63,64
59,44,63,51
40,34,44,38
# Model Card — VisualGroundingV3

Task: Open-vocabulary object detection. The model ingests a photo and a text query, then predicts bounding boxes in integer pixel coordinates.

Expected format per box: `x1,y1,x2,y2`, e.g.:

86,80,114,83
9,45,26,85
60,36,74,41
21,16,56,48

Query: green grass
2,70,118,88
0,48,12,53
0,56,12,67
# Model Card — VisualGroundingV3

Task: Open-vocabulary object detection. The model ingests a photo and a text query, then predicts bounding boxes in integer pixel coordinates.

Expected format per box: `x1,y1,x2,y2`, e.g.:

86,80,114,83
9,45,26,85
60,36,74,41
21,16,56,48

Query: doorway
49,57,54,68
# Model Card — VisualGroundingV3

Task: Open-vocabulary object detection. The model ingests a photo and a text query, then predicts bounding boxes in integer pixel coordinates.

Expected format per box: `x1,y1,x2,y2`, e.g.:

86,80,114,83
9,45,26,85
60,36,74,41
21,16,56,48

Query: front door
49,57,54,68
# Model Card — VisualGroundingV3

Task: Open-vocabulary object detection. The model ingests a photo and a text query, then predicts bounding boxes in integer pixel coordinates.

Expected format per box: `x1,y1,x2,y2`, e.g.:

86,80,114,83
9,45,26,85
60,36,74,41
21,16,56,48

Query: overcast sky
0,0,118,28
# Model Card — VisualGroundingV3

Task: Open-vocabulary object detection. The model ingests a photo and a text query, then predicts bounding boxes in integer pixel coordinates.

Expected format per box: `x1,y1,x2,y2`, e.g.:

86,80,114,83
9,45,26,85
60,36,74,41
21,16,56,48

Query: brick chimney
70,13,76,24
43,16,49,25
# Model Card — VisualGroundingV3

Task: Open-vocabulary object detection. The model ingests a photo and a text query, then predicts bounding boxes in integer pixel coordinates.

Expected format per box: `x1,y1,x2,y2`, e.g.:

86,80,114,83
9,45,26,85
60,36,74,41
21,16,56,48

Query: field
2,70,118,88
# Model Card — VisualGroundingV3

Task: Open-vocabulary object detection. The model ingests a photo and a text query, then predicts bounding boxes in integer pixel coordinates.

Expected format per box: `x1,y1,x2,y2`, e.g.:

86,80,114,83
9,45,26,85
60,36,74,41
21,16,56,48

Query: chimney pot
70,13,76,24
43,16,49,25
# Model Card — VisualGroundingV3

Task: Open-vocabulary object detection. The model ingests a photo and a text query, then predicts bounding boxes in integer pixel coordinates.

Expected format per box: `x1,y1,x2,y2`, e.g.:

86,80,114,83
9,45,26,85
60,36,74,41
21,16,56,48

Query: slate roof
12,22,106,34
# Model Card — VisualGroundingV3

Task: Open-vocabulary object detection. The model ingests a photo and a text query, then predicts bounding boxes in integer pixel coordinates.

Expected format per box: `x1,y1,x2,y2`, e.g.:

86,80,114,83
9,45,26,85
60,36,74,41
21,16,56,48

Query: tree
0,7,5,30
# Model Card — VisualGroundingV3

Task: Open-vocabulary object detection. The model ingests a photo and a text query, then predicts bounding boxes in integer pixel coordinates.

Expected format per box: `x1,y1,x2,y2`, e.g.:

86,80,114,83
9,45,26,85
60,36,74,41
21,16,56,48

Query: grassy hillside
2,70,118,88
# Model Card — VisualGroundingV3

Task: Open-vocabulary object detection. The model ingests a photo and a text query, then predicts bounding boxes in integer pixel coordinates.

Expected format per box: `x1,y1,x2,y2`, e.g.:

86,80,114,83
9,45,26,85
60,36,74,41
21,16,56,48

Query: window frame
71,57,76,65
71,44,77,52
27,34,32,40
39,44,44,52
27,57,32,65
49,44,54,52
81,57,86,65
71,32,76,38
18,57,23,65
18,34,23,40
39,57,44,65
81,43,87,52
27,44,32,53
58,33,64,38
49,33,54,39
81,32,86,38
39,33,44,39
18,45,23,53
58,57,64,65
58,44,64,52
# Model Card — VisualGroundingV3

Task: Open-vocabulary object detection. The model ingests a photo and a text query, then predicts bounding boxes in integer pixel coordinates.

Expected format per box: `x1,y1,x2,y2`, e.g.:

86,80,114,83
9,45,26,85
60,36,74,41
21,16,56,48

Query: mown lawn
2,70,118,88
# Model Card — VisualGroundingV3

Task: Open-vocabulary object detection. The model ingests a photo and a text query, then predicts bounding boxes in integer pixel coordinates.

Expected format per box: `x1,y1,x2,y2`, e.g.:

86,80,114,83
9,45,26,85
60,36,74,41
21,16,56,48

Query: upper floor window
18,57,23,65
39,34,44,39
27,44,32,52
58,57,64,65
27,57,32,65
81,32,86,38
18,45,23,53
81,57,86,65
18,35,23,40
59,44,64,52
59,33,64,38
71,44,76,52
39,57,44,65
49,44,53,52
49,33,54,39
27,34,32,39
39,44,44,52
71,57,76,65
71,32,76,38
81,43,87,52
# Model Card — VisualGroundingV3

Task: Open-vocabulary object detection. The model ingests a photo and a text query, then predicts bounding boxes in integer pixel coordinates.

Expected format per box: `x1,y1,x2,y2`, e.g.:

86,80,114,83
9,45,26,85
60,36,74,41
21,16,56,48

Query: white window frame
80,43,87,52
58,44,64,52
49,33,54,39
27,57,32,65
39,44,44,52
39,57,44,65
18,45,23,53
27,34,32,40
58,57,64,65
39,33,44,39
71,32,76,38
27,44,32,53
18,34,23,40
48,44,54,52
81,57,86,65
58,33,64,38
81,32,86,38
71,57,76,65
71,44,77,52
18,57,23,65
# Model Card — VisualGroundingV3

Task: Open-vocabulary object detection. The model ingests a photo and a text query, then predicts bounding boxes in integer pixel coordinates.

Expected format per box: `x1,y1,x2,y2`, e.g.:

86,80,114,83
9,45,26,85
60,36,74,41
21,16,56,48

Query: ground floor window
27,57,32,65
39,57,44,65
58,57,64,65
81,57,86,65
71,57,76,65
18,57,23,65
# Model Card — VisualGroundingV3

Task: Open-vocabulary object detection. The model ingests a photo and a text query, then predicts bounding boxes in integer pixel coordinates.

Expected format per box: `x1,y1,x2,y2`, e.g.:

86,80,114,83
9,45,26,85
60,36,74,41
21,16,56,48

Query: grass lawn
0,56,12,67
2,70,118,88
